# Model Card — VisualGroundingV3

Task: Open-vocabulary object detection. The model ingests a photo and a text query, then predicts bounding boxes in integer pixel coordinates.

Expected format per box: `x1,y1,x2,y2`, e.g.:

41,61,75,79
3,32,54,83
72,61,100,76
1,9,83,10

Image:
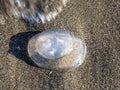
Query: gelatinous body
28,29,87,70
4,0,68,23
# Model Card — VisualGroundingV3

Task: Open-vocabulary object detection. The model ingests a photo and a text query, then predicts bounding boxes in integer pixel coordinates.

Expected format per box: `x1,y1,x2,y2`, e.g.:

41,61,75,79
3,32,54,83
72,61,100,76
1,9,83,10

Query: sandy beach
0,0,119,90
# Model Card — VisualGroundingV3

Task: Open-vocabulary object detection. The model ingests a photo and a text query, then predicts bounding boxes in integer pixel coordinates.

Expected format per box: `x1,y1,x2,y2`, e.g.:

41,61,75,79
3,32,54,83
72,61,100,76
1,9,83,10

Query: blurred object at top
2,0,68,23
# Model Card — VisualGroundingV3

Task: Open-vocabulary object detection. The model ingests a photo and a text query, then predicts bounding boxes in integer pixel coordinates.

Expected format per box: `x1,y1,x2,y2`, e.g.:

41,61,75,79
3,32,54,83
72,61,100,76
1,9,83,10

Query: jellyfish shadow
8,31,41,67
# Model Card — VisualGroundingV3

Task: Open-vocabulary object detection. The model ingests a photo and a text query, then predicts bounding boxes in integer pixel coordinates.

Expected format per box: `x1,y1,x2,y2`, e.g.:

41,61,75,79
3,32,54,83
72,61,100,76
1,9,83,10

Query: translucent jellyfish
28,29,87,70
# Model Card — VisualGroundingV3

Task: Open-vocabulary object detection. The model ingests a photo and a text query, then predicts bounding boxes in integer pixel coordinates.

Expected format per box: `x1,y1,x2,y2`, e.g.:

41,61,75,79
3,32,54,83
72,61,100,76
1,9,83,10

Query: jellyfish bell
35,30,73,60
28,29,87,70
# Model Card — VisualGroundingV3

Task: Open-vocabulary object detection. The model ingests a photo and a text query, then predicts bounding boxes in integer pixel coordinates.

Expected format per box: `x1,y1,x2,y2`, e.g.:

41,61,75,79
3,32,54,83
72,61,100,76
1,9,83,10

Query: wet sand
0,0,119,90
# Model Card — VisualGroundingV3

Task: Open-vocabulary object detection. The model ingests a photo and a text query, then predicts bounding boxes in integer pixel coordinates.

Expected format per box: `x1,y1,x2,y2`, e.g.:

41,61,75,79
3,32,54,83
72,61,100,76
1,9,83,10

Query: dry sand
0,0,119,90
